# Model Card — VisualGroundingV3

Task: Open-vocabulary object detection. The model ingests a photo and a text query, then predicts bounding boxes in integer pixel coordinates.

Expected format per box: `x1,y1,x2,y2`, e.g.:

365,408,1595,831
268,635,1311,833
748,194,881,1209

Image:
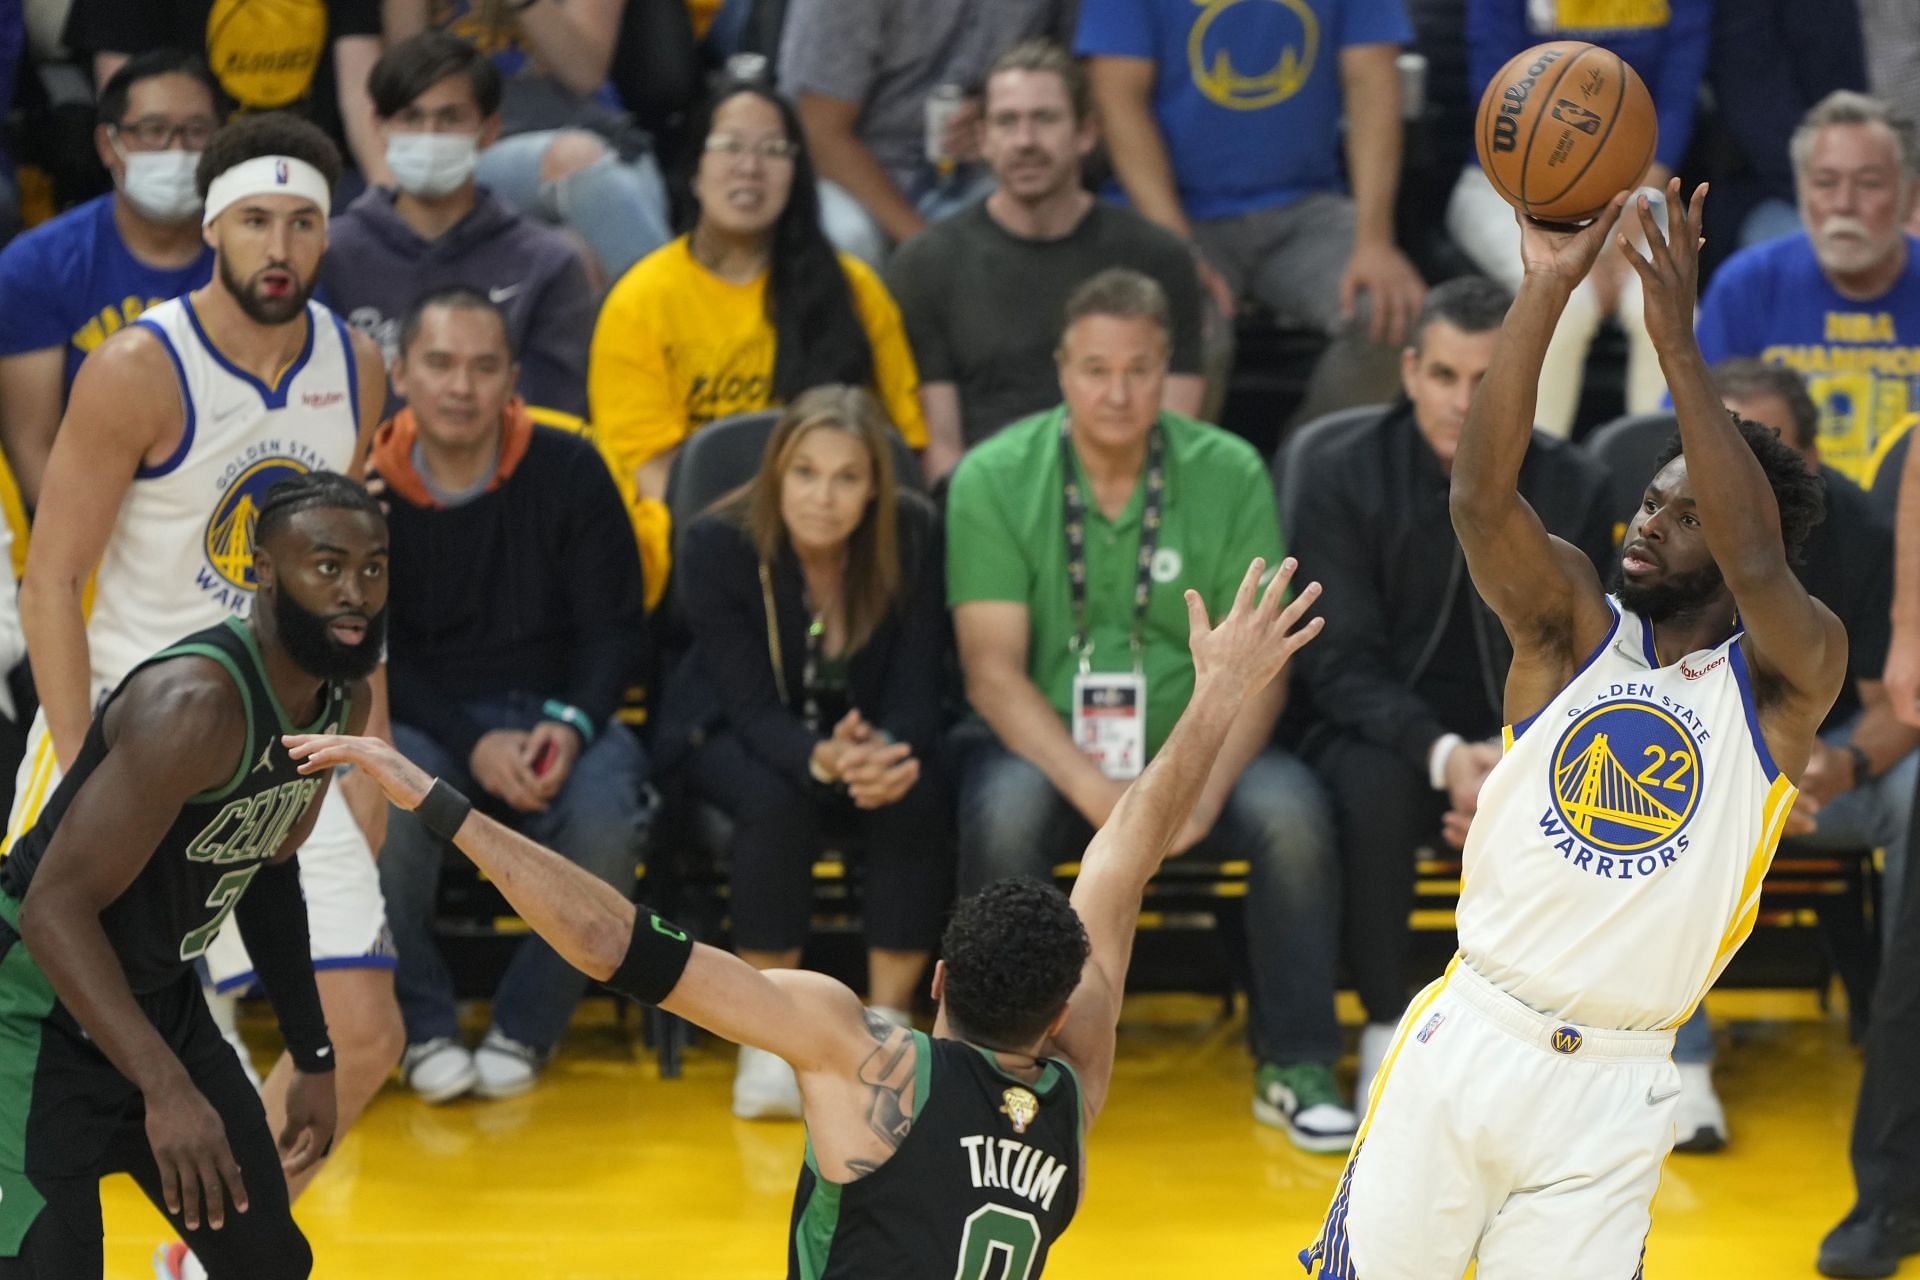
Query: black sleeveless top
788,1032,1084,1279
1,618,351,994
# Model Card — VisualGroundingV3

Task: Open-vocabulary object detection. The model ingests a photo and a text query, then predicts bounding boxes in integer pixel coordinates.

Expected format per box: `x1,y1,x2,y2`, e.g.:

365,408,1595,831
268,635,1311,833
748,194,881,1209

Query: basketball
1474,41,1657,225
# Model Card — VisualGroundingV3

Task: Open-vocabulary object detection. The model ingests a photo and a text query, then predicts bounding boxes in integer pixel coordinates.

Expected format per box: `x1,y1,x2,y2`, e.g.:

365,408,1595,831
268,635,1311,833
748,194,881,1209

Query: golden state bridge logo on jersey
200,450,321,607
1539,697,1702,880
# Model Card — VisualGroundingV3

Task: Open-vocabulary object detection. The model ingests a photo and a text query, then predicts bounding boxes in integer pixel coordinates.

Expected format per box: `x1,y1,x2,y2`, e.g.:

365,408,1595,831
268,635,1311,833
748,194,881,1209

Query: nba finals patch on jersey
1541,683,1704,881
1001,1087,1039,1135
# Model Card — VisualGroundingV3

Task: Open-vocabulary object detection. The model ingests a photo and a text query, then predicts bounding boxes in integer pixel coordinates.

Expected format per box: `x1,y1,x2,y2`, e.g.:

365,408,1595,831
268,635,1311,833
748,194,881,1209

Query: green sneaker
1253,1061,1357,1153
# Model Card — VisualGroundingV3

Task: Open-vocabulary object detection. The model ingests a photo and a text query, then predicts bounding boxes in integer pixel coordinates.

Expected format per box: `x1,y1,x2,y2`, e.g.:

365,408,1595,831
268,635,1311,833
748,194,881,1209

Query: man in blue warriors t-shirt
0,50,219,513
1696,91,1920,490
1076,0,1428,428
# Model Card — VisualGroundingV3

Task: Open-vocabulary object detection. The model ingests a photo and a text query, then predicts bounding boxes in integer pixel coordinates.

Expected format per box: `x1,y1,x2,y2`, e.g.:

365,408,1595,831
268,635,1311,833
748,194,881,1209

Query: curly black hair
195,111,343,202
940,878,1090,1050
1650,414,1826,561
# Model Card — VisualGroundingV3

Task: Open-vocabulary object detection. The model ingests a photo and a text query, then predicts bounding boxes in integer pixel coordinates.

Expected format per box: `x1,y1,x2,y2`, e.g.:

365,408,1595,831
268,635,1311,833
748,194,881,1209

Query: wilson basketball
1474,41,1657,225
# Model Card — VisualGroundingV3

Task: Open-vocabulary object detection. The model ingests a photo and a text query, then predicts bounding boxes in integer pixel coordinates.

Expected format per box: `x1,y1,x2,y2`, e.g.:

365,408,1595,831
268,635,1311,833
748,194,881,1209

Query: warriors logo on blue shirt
1548,702,1702,854
206,458,311,592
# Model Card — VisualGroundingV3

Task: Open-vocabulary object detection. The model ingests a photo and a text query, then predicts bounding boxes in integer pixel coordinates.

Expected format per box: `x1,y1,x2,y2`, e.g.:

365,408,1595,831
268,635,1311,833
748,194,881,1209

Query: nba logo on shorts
1551,1026,1584,1055
274,159,289,184
1416,1014,1445,1044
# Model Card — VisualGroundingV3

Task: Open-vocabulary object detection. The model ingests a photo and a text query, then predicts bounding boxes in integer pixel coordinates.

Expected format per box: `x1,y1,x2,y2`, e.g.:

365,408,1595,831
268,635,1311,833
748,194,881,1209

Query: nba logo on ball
275,159,289,184
1552,1026,1584,1055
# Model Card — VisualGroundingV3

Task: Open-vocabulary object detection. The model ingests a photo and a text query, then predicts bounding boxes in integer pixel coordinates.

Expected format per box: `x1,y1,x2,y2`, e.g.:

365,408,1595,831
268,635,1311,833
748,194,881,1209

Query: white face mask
386,132,479,199
117,147,204,223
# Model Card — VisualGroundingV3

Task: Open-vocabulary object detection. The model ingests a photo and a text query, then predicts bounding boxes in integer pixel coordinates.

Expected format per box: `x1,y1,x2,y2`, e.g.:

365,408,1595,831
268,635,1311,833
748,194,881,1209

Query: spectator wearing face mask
0,48,220,515
321,32,598,418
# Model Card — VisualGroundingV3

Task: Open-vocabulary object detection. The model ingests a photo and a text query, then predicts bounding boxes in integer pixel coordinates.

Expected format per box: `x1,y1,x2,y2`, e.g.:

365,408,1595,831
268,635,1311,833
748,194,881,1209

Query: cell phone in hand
532,740,558,776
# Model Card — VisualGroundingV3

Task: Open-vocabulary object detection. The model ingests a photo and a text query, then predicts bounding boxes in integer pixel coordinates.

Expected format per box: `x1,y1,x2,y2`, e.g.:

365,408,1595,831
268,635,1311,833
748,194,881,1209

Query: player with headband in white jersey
7,112,400,1280
1302,180,1846,1279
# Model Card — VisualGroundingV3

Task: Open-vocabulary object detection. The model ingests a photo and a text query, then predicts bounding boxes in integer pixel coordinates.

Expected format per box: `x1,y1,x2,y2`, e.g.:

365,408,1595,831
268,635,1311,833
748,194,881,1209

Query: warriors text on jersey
87,293,360,695
0,618,350,994
788,1032,1084,1279
1456,597,1797,1030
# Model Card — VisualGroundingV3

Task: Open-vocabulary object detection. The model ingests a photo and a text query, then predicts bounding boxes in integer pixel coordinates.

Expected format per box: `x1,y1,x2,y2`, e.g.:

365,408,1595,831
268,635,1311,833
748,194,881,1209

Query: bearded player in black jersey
289,554,1323,1278
0,473,386,1279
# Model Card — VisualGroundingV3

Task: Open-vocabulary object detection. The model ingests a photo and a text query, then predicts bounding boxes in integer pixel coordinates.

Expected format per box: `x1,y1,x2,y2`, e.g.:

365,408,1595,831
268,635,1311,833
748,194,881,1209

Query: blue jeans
1675,721,1916,1065
955,725,1343,1065
477,131,674,283
380,695,648,1053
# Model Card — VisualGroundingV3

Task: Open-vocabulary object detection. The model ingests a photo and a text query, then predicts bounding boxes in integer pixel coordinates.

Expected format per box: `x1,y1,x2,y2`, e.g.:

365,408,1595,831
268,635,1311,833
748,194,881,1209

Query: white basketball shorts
1302,957,1680,1280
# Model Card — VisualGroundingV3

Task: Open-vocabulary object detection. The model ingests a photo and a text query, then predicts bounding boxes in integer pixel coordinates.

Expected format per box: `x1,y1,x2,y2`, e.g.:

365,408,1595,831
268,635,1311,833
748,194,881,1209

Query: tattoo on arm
853,1010,918,1165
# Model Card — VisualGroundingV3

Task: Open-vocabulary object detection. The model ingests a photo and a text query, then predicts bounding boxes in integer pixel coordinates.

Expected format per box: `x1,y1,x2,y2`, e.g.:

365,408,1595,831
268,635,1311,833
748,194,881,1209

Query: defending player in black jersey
288,553,1323,1278
0,473,386,1279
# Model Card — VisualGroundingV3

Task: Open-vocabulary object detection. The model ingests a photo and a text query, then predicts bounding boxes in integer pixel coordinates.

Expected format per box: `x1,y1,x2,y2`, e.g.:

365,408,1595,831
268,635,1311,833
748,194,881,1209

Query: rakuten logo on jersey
301,390,345,410
1681,655,1727,681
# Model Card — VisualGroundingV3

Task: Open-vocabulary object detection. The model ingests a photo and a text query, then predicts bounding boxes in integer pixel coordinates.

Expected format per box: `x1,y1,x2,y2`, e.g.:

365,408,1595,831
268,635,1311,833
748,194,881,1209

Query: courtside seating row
435,407,1888,1076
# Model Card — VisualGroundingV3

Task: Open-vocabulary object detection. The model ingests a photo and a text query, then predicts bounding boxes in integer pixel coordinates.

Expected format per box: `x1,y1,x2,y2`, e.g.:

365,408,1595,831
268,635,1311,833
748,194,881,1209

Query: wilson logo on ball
1490,46,1566,154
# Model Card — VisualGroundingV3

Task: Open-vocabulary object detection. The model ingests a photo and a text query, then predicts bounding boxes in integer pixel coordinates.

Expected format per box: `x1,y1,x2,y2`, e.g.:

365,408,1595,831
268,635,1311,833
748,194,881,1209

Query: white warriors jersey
86,294,361,697
1455,597,1797,1032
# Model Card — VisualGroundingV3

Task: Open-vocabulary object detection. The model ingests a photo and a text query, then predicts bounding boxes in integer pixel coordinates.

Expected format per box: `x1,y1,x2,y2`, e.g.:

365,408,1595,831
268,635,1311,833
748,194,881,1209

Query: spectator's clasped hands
815,710,922,809
471,728,549,814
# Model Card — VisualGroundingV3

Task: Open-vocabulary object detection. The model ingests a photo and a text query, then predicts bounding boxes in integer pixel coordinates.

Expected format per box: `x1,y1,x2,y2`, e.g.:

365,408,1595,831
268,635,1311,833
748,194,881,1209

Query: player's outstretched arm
1450,198,1628,672
18,664,255,1231
284,733,879,1076
1044,558,1323,1123
1621,179,1848,767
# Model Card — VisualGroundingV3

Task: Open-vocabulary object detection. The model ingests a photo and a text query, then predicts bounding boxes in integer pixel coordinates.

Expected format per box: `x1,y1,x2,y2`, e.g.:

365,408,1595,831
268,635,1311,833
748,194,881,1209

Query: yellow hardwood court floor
99,993,1867,1278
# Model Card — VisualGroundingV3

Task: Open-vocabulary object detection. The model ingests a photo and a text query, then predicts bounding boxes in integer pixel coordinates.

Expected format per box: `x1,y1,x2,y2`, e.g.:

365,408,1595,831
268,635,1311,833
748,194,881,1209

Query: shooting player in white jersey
1302,181,1847,1278
7,112,399,1275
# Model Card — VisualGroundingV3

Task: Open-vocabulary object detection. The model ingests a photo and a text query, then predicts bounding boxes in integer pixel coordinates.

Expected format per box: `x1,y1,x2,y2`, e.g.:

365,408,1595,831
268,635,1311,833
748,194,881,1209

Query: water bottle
925,83,966,170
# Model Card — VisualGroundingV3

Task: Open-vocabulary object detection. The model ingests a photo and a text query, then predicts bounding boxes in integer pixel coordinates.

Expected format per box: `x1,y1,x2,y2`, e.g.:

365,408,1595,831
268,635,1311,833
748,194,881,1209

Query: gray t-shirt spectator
777,0,1056,190
887,200,1204,446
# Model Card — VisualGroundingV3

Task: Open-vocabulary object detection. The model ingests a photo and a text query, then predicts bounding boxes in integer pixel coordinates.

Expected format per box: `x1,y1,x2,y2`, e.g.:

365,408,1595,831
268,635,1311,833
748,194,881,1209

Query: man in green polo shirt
946,267,1354,1152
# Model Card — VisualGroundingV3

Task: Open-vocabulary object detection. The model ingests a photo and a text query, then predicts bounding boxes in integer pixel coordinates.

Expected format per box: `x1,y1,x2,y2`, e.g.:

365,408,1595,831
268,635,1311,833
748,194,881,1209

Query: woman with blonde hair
654,385,952,1120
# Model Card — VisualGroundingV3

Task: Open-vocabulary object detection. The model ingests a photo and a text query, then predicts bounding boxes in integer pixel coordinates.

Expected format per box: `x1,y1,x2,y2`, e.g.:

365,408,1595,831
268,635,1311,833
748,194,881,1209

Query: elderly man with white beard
1694,91,1920,491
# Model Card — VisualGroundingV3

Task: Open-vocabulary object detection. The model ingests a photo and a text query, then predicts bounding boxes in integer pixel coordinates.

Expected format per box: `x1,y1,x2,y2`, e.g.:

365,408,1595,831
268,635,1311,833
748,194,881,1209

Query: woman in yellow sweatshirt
589,79,926,600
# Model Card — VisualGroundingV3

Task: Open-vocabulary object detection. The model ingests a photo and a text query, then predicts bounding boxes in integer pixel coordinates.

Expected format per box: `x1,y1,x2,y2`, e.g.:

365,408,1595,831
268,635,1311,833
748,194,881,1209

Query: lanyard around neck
760,560,833,732
1060,420,1165,675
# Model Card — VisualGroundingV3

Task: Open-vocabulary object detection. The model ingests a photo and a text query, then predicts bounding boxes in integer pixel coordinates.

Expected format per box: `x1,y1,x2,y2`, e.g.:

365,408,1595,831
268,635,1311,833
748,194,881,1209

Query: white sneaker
1672,1061,1728,1153
473,1028,543,1100
151,1242,207,1280
1355,1022,1397,1112
732,1045,802,1120
402,1038,478,1104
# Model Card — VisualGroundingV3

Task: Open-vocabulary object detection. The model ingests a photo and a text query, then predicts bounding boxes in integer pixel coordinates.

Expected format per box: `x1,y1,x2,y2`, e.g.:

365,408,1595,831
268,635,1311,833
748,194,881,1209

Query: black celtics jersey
788,1032,1084,1279
0,618,349,994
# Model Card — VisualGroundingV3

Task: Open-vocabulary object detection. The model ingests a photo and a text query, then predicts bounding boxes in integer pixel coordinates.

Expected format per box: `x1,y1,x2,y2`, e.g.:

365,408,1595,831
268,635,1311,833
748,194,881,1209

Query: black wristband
607,906,695,1006
417,778,473,843
1847,743,1875,790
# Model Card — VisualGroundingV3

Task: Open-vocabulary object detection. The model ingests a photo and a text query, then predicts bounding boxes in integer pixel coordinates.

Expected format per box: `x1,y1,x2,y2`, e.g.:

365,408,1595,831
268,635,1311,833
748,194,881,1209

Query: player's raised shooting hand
1620,176,1707,354
285,733,432,810
144,1079,248,1231
1185,557,1323,697
279,1069,338,1178
1518,190,1631,287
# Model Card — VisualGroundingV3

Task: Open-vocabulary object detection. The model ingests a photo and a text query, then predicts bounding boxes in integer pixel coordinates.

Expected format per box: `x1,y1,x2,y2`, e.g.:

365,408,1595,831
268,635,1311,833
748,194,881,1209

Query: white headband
202,155,331,227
